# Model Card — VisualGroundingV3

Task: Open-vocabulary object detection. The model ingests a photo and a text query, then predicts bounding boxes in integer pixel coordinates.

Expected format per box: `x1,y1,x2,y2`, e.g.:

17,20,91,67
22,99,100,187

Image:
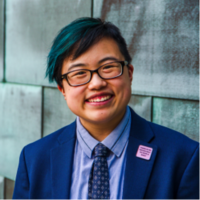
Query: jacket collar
129,107,155,142
57,121,76,144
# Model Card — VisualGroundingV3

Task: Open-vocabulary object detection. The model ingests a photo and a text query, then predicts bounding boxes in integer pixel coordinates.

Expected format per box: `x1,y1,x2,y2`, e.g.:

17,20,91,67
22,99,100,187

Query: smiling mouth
87,95,113,102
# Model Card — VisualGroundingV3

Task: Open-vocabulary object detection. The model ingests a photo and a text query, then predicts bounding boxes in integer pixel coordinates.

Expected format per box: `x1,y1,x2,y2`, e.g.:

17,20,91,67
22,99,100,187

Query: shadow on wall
100,0,199,75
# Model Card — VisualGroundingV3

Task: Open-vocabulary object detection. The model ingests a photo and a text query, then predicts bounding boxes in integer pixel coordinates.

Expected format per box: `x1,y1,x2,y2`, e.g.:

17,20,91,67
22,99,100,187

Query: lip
86,92,113,101
85,95,114,106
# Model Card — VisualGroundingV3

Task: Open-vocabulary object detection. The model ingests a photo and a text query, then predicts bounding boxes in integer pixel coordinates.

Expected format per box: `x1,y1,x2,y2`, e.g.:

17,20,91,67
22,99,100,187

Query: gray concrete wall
0,0,198,198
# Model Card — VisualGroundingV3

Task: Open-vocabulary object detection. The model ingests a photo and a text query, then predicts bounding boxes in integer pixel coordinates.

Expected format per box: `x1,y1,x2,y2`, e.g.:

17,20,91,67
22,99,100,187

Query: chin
86,110,117,124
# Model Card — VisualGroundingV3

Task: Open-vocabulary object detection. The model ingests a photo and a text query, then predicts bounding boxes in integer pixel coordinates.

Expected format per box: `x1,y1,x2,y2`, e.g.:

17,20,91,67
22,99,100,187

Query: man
13,17,199,199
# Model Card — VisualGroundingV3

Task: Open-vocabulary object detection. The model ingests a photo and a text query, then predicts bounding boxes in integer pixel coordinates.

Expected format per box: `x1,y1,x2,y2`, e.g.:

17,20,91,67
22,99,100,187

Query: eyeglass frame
61,60,129,87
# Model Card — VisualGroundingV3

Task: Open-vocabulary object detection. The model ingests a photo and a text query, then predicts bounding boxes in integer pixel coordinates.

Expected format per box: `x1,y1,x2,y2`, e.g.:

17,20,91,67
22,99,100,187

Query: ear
57,84,67,99
128,64,134,83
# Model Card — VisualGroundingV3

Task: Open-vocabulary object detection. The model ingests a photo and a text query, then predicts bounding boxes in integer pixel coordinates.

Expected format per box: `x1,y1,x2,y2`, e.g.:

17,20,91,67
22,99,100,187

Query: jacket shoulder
23,121,76,156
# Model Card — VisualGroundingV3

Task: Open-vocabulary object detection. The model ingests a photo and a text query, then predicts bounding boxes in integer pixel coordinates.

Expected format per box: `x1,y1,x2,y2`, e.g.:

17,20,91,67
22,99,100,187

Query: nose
87,72,107,90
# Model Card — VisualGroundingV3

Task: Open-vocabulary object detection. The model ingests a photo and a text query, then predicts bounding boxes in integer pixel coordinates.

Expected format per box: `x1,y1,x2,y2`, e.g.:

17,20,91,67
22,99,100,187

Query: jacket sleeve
176,145,199,199
13,147,30,199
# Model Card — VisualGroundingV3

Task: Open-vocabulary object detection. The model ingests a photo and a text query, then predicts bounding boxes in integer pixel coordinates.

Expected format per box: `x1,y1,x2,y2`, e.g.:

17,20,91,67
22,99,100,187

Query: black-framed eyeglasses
61,60,129,86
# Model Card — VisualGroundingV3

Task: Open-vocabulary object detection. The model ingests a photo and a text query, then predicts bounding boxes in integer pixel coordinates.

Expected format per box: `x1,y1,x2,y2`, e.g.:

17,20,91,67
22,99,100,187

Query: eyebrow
98,56,119,64
67,56,119,72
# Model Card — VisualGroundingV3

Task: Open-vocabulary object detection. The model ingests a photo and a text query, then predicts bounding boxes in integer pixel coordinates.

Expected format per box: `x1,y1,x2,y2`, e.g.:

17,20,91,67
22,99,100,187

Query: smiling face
58,37,133,133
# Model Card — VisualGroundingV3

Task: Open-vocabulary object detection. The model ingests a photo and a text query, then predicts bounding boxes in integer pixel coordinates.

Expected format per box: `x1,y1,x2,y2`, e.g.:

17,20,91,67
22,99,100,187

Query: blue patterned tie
88,143,110,199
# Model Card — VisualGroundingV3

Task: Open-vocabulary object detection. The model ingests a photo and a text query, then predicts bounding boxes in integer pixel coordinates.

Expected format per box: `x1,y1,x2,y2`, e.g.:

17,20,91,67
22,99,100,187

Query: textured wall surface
0,0,199,198
0,83,42,180
128,95,152,121
6,0,91,86
43,87,76,137
94,0,199,100
0,0,3,82
153,98,199,142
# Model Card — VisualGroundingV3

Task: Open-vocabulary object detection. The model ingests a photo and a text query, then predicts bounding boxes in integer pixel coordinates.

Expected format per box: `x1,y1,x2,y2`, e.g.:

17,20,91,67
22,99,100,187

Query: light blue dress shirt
70,106,131,199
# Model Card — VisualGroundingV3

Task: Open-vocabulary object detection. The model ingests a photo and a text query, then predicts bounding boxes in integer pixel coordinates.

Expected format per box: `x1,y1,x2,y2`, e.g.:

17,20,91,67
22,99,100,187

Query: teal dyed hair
46,17,132,87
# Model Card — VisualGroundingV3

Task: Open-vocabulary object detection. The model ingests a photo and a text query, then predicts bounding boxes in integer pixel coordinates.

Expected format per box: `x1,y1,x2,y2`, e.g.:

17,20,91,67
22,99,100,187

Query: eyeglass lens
67,62,122,86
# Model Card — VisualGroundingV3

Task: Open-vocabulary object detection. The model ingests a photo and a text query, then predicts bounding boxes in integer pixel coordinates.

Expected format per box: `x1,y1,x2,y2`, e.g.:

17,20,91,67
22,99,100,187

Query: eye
69,70,88,78
102,65,116,71
103,65,115,69
75,71,86,75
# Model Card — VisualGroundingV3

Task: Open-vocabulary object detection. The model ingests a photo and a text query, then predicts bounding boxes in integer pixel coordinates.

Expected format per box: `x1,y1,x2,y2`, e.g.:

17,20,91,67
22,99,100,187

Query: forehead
62,37,124,73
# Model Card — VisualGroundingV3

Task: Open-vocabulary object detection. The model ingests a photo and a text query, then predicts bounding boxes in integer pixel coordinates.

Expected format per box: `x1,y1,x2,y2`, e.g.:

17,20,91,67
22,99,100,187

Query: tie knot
94,143,109,158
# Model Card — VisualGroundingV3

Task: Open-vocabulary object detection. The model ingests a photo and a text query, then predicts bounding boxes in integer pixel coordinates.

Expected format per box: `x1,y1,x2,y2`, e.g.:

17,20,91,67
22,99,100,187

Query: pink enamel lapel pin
136,145,153,160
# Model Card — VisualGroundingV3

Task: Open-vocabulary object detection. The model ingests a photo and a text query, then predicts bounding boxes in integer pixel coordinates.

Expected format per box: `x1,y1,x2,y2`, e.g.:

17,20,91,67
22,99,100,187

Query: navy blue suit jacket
13,108,199,199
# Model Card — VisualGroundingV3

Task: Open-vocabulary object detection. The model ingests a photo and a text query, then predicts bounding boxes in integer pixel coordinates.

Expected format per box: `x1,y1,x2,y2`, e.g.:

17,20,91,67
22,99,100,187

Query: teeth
88,95,111,102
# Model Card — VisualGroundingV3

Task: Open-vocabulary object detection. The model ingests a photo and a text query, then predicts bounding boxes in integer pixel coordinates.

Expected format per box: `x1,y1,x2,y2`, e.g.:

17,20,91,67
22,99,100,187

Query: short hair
46,17,132,87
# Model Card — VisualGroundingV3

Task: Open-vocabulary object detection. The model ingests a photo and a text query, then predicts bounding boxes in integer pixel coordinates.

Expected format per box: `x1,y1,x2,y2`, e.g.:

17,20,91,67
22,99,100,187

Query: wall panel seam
150,96,153,122
3,0,6,82
41,86,44,138
91,0,93,18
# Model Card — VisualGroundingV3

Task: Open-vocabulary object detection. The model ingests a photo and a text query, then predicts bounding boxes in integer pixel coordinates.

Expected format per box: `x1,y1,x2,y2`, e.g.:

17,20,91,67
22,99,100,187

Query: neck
79,109,126,142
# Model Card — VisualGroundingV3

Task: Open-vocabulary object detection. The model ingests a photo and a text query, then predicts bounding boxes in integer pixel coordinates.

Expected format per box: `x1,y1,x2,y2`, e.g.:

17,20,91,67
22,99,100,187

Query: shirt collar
76,106,131,158
76,118,99,158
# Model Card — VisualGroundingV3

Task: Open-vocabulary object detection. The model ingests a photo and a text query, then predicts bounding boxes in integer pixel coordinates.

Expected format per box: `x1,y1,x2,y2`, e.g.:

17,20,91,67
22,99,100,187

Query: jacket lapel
123,108,158,199
50,122,76,199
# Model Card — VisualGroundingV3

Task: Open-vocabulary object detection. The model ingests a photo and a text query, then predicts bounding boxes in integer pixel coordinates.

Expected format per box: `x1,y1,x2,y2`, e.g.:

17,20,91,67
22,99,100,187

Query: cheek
65,86,86,113
111,76,131,93
110,77,132,103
